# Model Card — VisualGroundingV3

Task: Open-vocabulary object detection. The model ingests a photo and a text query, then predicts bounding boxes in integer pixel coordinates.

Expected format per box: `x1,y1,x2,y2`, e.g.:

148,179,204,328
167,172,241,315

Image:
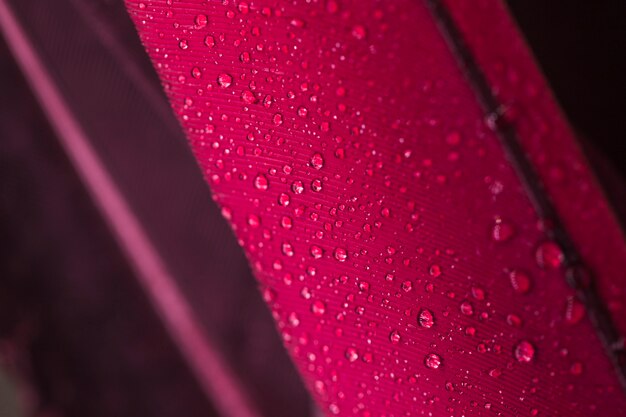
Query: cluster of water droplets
128,0,614,415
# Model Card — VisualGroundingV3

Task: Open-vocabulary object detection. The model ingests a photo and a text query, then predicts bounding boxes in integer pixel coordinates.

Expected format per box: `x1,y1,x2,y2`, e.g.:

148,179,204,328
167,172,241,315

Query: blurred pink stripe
0,2,260,417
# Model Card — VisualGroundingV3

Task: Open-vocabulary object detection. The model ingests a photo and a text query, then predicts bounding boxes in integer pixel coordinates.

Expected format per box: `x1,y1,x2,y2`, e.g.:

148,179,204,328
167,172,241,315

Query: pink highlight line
0,2,261,417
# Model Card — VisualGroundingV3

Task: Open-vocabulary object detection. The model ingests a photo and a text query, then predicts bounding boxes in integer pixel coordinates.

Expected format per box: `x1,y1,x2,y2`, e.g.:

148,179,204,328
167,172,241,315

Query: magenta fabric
125,1,626,416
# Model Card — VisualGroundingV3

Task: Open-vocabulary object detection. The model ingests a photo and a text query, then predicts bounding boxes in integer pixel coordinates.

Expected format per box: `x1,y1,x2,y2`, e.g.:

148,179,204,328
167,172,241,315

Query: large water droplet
194,14,208,28
310,152,324,169
345,347,359,362
191,67,202,79
424,353,442,369
292,180,304,194
311,300,326,316
535,241,564,269
389,330,401,344
281,242,294,257
509,270,531,294
241,90,256,104
217,73,232,87
311,179,323,192
254,174,269,190
418,309,434,328
460,301,474,316
514,340,535,363
278,193,290,206
492,218,515,242
310,245,324,259
334,247,347,262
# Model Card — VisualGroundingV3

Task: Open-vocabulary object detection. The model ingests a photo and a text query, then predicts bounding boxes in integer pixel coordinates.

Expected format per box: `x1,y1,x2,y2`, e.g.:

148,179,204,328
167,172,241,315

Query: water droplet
310,245,324,259
273,113,283,126
288,312,300,327
492,218,515,242
564,296,585,324
345,347,359,362
254,174,269,190
570,361,583,375
191,67,202,79
351,25,367,40
389,330,401,344
514,340,535,363
429,264,442,277
241,90,256,104
311,179,323,192
281,242,294,257
424,353,442,369
247,214,261,228
535,241,564,269
292,180,304,194
204,35,215,48
281,216,293,229
471,286,485,300
460,301,474,315
509,270,531,294
507,313,522,327
334,247,347,262
311,300,326,316
262,287,276,303
310,153,324,169
238,2,249,14
194,14,208,28
418,309,434,328
217,73,232,87
278,193,290,206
